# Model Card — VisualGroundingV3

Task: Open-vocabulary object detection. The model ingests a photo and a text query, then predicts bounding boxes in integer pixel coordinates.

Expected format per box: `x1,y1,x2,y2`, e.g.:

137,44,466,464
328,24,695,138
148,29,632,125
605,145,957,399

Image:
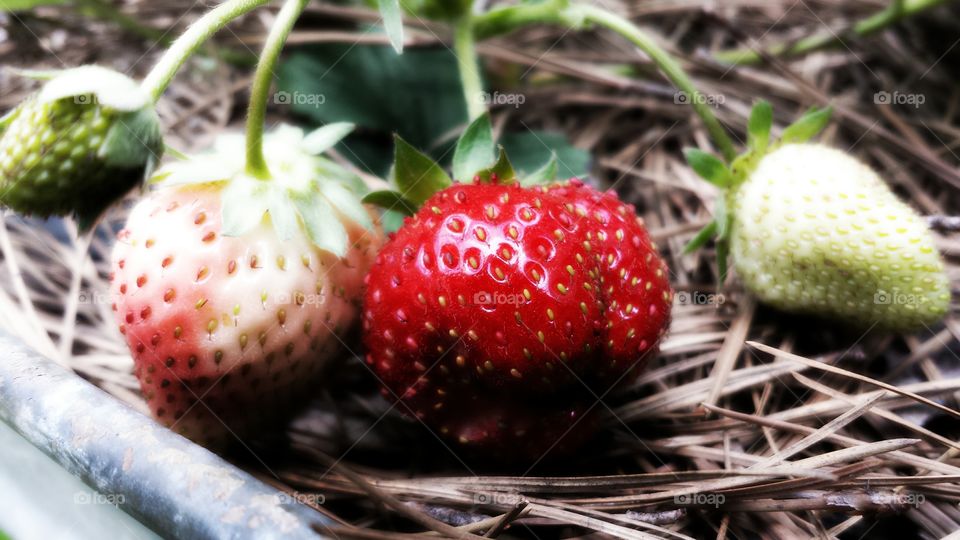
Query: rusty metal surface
0,330,330,539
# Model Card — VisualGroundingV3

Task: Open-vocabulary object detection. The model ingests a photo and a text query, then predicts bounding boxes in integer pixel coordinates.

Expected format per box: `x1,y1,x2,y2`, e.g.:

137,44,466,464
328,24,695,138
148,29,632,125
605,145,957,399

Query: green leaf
452,113,495,181
362,190,417,216
393,135,452,205
499,130,589,179
1,0,66,11
747,100,772,153
780,106,833,144
683,148,732,188
520,153,558,186
716,239,730,284
475,146,516,184
38,66,149,111
714,197,730,240
100,107,164,168
278,45,468,171
683,220,717,254
302,122,355,155
292,192,348,257
378,0,405,53
381,209,407,233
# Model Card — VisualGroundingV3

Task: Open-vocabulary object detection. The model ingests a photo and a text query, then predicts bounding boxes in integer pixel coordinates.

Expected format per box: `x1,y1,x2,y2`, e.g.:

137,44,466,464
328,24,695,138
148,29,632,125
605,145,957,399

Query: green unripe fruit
731,143,950,330
0,66,163,230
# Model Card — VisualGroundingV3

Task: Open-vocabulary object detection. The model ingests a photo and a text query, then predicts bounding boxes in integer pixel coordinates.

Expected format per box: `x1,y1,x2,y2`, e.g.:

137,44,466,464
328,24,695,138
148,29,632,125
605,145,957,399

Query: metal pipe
0,330,331,539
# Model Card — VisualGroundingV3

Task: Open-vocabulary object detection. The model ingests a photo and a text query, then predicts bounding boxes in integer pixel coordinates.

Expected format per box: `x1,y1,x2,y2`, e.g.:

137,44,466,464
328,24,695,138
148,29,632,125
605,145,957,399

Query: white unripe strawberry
731,143,949,330
685,103,951,331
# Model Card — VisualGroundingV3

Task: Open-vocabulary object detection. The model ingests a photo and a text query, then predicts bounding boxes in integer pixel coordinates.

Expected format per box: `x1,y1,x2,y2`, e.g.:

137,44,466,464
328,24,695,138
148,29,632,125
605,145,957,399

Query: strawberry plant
683,102,950,330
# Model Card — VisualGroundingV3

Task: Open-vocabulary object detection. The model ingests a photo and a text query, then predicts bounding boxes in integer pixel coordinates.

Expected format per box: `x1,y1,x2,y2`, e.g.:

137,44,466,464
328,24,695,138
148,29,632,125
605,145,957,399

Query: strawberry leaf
453,113,495,181
683,220,717,254
716,239,730,284
293,191,349,257
747,100,772,153
475,146,516,184
378,0,405,53
393,135,452,205
318,180,374,230
362,190,417,216
101,107,164,168
714,197,732,240
684,148,732,188
302,122,355,155
222,177,269,238
520,153,558,186
780,106,832,144
267,187,299,242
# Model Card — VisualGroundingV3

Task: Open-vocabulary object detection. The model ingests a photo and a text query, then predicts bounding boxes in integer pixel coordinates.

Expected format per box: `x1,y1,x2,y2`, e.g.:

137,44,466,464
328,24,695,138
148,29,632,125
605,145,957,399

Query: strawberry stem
574,4,737,162
141,0,272,102
244,0,310,179
714,0,948,65
453,11,487,121
471,3,737,162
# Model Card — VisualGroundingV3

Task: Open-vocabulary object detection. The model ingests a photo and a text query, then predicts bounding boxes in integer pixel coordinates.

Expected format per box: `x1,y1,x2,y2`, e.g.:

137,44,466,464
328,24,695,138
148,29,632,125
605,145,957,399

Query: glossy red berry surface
362,180,672,459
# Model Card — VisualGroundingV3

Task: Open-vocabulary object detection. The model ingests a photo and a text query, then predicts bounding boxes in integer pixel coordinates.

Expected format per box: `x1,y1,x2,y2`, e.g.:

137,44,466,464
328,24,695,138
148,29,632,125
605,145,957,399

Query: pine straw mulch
4,1,960,538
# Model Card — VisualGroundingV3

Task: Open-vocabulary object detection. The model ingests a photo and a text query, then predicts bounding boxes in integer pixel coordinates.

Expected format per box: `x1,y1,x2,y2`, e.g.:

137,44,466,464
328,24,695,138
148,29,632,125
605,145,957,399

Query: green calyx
682,101,833,282
153,123,374,258
0,66,163,230
363,113,559,216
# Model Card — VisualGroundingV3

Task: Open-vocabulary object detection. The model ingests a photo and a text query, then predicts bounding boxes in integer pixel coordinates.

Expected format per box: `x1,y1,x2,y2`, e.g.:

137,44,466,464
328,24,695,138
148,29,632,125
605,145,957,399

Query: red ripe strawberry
362,180,671,459
110,125,383,446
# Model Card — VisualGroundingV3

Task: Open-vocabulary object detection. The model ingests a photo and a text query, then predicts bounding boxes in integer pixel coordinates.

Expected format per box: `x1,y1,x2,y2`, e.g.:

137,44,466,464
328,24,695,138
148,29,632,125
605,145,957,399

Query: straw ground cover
2,1,960,538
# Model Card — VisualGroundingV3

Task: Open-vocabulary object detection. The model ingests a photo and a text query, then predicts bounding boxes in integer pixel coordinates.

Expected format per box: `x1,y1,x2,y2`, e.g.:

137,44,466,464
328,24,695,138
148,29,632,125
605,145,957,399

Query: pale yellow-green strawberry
730,143,949,330
685,102,950,331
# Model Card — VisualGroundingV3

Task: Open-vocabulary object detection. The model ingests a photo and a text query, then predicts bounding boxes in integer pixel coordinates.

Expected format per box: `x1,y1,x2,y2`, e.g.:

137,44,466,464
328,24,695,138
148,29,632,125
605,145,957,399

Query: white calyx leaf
221,175,269,238
38,66,149,111
319,180,373,230
302,122,355,155
267,185,299,242
292,191,348,257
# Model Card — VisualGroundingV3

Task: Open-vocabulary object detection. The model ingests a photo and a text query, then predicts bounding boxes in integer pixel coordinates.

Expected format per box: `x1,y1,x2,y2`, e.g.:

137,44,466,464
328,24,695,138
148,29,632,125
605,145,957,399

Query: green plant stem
714,0,948,65
245,0,309,179
574,5,737,162
472,0,577,40
454,14,486,121
141,0,272,102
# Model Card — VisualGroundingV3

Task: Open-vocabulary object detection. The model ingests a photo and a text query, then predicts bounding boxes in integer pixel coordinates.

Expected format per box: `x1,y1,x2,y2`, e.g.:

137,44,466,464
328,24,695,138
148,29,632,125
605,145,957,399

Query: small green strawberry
0,66,163,230
685,102,950,331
